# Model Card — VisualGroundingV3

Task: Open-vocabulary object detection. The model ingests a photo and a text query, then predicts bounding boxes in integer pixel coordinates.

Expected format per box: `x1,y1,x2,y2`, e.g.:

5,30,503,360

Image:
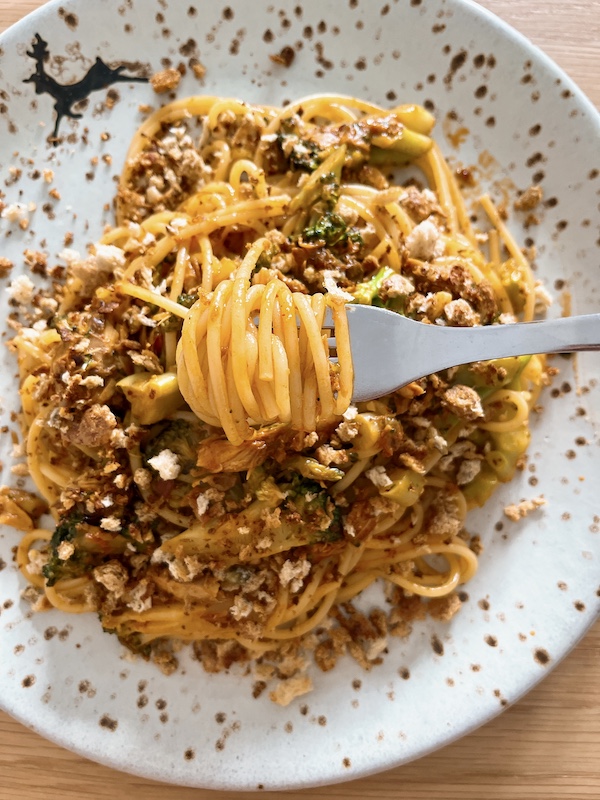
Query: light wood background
0,1,599,798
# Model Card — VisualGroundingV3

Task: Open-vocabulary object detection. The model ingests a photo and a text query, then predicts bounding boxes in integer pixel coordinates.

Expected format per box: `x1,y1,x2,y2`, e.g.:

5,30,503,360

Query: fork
328,306,600,402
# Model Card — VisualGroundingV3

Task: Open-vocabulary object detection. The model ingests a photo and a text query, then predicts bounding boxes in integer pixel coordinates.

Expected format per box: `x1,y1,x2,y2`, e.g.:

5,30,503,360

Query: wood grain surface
0,1,599,798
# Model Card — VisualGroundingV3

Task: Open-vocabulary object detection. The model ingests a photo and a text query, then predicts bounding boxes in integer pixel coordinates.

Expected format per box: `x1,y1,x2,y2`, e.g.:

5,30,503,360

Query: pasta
176,237,352,445
1,94,548,696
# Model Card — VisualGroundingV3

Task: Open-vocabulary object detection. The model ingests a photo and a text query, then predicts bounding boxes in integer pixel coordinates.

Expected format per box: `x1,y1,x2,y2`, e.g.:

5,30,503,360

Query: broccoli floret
253,250,272,273
156,313,181,334
289,475,324,500
351,266,395,306
284,475,344,544
42,506,134,586
221,564,255,590
42,512,84,587
284,455,344,482
144,418,204,473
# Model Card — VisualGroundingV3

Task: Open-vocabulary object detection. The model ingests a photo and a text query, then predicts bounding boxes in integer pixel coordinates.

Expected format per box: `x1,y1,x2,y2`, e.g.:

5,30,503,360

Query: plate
0,0,599,790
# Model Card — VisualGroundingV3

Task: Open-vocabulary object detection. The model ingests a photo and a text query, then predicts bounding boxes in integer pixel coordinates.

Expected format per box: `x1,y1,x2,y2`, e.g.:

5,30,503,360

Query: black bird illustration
23,34,148,140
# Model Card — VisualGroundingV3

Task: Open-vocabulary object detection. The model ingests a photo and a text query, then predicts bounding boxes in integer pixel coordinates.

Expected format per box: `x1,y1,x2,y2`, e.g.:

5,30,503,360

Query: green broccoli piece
42,513,84,587
144,418,204,473
351,266,395,306
221,564,255,590
118,372,184,425
285,455,344,482
288,475,326,501
318,506,343,543
284,475,344,543
289,147,346,214
42,507,133,586
367,127,433,166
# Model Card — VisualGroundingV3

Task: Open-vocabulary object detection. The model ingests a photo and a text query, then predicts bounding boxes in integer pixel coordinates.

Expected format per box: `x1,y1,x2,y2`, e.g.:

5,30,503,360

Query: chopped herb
301,212,363,249
253,249,273,274
278,133,323,172
320,172,340,210
177,292,198,308
315,506,343,543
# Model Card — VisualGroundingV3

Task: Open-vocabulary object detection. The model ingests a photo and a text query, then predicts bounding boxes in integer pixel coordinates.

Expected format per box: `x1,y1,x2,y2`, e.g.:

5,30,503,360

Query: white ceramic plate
0,0,599,790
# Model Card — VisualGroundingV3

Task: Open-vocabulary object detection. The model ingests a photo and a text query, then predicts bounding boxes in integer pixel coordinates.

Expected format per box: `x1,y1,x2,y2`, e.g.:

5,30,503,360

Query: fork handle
407,313,600,379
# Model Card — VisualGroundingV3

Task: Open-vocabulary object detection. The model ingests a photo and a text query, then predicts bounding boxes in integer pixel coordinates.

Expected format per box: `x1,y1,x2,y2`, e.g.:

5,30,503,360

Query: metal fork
328,306,600,402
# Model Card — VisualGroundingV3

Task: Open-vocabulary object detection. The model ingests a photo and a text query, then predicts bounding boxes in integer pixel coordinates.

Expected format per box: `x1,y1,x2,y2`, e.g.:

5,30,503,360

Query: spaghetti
176,237,352,445
2,94,548,695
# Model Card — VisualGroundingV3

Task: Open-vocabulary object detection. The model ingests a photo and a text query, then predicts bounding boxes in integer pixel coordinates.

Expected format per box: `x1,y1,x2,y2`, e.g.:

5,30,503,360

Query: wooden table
1,1,599,797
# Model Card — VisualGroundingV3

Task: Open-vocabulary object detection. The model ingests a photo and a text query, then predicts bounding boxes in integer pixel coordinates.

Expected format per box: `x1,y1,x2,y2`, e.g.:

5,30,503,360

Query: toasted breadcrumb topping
405,218,445,261
93,561,127,596
0,257,14,277
100,516,122,532
514,185,543,212
456,458,482,486
7,275,35,305
147,449,181,480
279,559,311,593
365,465,393,489
504,496,546,521
269,675,313,706
57,540,75,561
441,385,484,420
150,68,181,94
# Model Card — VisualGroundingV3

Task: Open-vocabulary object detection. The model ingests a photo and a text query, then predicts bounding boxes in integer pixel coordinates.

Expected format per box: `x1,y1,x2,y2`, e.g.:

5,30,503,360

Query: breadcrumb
279,559,311,593
504,496,546,521
365,465,393,489
322,270,354,301
191,61,207,80
100,516,122,532
514,185,543,212
7,275,35,305
405,218,445,261
269,675,313,706
57,540,75,561
150,68,181,94
0,257,14,277
147,449,181,480
441,385,484,420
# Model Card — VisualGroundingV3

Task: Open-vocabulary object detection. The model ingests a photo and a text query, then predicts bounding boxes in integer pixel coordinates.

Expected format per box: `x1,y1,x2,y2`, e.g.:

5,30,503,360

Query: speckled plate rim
0,0,599,790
